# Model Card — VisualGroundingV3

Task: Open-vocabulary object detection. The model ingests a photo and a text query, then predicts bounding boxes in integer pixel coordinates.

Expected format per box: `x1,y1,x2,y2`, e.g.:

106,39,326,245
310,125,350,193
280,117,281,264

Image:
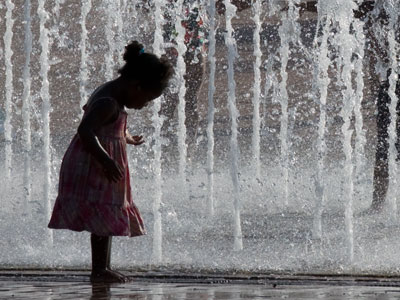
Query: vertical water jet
277,0,292,207
336,0,358,263
114,0,125,68
353,17,366,209
38,0,53,241
206,0,216,216
386,0,399,223
224,0,242,251
3,0,14,180
312,15,331,239
151,0,166,263
79,0,92,112
251,0,262,179
104,0,116,80
174,0,188,194
22,0,33,205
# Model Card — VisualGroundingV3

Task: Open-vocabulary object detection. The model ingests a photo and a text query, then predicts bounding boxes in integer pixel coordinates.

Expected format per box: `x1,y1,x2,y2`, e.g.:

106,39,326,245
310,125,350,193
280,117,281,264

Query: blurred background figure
162,0,208,148
160,0,253,157
355,1,400,213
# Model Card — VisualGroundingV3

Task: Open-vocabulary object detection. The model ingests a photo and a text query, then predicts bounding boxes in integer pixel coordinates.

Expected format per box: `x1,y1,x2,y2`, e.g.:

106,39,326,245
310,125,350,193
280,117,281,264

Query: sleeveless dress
48,97,146,237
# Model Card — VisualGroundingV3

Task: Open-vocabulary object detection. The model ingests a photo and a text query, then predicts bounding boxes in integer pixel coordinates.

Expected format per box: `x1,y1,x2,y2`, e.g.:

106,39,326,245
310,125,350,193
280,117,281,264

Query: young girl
48,41,173,283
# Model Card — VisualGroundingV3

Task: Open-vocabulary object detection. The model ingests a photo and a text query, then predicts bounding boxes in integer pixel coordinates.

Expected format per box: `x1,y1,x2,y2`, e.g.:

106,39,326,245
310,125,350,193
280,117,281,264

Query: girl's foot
107,269,130,281
90,269,128,283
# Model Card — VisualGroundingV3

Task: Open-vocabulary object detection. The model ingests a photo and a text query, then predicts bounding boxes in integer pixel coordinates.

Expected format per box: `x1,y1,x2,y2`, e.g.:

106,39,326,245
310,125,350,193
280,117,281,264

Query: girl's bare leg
90,234,127,283
105,236,129,280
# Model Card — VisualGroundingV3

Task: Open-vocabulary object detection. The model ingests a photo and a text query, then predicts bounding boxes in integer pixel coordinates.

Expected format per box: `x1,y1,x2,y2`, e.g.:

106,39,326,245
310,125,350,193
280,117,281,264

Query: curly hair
118,41,174,92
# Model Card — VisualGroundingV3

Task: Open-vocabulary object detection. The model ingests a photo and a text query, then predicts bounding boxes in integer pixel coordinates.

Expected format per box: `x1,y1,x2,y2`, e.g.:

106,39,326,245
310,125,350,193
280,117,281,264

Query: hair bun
123,41,144,63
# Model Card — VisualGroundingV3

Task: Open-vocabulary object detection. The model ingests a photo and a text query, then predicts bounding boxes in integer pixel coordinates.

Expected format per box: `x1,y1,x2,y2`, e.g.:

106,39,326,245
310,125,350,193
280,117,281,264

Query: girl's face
125,83,162,110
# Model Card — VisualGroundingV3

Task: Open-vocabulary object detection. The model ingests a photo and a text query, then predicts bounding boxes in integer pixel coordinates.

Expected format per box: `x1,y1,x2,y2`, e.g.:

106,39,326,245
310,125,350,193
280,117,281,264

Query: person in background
161,0,254,152
162,0,208,147
287,0,400,213
355,1,400,213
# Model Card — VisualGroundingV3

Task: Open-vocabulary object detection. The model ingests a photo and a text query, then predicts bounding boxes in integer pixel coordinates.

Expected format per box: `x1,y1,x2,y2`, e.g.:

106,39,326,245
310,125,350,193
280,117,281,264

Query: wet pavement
2,271,400,299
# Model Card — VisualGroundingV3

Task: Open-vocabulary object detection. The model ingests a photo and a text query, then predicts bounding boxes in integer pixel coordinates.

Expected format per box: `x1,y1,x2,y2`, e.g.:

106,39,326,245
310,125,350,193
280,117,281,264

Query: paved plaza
2,271,400,299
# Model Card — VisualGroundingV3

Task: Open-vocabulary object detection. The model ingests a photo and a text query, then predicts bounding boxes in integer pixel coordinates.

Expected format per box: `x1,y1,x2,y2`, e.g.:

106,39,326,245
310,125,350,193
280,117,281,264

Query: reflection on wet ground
2,272,400,299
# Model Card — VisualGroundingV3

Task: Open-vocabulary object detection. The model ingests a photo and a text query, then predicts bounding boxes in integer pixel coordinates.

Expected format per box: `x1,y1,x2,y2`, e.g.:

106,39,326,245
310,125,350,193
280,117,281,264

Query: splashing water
1,0,400,275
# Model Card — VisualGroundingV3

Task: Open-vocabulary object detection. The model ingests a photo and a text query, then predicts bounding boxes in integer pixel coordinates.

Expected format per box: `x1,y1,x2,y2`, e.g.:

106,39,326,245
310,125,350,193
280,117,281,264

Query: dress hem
47,225,146,238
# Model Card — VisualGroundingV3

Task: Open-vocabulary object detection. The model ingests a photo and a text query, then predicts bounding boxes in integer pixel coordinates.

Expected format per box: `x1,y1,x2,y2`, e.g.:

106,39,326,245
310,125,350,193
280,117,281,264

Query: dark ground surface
2,271,400,299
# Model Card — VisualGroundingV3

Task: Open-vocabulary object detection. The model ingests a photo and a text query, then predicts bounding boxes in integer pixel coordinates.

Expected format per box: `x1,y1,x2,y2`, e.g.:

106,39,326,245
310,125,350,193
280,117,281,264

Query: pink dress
48,97,146,237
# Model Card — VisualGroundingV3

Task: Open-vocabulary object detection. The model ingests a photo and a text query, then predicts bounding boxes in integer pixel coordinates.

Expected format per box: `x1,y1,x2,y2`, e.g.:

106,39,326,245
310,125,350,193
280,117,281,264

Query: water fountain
1,0,400,275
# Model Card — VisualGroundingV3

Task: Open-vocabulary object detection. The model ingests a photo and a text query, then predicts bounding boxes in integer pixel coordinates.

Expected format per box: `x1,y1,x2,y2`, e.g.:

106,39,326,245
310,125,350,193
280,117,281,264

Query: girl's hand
126,134,145,146
101,158,124,182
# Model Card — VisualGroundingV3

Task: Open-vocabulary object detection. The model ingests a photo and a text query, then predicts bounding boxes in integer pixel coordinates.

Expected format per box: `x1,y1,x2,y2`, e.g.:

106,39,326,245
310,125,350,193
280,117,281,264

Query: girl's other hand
102,158,124,182
126,134,145,146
